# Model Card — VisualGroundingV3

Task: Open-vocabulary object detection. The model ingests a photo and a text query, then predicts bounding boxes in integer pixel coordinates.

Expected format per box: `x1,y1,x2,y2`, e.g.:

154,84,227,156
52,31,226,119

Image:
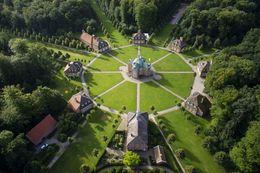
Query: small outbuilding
80,31,110,53
183,92,211,117
168,37,186,53
126,112,149,151
153,145,167,165
197,61,211,78
26,115,57,145
67,91,93,114
132,30,148,45
64,61,83,77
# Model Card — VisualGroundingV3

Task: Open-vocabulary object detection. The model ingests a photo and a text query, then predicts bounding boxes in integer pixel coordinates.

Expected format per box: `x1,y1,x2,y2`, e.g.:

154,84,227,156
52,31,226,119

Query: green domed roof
129,56,151,70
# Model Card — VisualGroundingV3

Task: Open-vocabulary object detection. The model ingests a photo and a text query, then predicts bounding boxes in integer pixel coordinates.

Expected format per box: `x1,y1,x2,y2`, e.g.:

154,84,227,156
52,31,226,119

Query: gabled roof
171,37,186,49
26,115,57,145
64,61,82,74
68,91,93,113
197,61,210,72
185,92,211,116
129,56,151,70
153,145,167,164
133,30,147,40
80,31,98,46
126,112,148,150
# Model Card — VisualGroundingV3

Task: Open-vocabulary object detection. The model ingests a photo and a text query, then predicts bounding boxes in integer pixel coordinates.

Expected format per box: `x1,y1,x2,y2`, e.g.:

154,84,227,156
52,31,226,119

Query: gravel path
107,53,127,66
93,80,126,100
152,80,185,101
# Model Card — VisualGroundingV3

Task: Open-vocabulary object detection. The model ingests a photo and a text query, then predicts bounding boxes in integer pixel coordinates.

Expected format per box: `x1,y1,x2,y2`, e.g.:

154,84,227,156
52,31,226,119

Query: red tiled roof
26,115,57,145
80,31,98,46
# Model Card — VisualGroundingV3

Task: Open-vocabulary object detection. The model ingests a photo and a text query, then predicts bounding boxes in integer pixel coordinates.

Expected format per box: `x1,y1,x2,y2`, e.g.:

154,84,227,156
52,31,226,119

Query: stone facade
184,92,211,117
64,61,82,77
68,91,94,114
128,56,153,79
197,61,211,78
168,37,186,53
132,30,147,45
80,31,110,53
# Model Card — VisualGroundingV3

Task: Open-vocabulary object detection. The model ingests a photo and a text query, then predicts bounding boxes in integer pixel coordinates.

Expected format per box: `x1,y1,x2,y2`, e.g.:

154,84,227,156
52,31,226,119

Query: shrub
167,133,176,143
92,148,99,157
214,151,230,167
57,133,68,142
194,125,201,135
185,165,196,173
80,164,90,173
175,148,185,159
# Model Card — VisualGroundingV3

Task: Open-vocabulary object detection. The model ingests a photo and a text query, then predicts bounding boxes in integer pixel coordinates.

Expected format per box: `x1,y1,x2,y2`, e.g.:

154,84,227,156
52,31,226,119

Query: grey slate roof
64,61,82,74
126,112,148,151
185,92,211,116
198,61,210,72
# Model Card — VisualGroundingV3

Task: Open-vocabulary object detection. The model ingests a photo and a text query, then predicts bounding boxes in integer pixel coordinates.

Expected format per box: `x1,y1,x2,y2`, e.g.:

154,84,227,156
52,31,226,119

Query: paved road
152,53,172,65
152,80,185,101
170,3,188,25
112,44,133,51
107,53,127,65
90,71,121,74
94,80,126,100
137,83,140,112
155,106,180,117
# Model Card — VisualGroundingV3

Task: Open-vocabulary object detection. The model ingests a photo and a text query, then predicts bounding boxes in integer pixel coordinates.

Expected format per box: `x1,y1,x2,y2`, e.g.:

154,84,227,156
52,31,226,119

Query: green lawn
85,73,123,97
50,68,82,100
140,82,180,113
153,53,192,71
110,46,138,63
97,82,136,112
49,109,120,173
157,73,194,98
182,48,216,59
88,54,123,71
140,46,169,63
158,111,226,173
89,0,129,47
151,24,174,46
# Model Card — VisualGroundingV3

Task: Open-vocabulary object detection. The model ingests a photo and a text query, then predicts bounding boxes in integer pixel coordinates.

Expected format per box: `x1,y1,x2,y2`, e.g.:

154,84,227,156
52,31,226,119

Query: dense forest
0,0,97,34
96,0,181,34
172,0,260,48
203,29,260,173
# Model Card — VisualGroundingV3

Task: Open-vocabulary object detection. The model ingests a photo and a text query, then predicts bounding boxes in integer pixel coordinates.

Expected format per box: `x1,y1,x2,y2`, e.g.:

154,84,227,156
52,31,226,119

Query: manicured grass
97,82,136,112
140,46,170,63
151,24,174,46
110,46,138,63
88,54,123,71
140,82,180,113
158,111,226,173
157,73,194,98
85,73,123,97
182,48,216,59
49,109,120,173
153,53,192,71
89,0,129,47
50,68,82,100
